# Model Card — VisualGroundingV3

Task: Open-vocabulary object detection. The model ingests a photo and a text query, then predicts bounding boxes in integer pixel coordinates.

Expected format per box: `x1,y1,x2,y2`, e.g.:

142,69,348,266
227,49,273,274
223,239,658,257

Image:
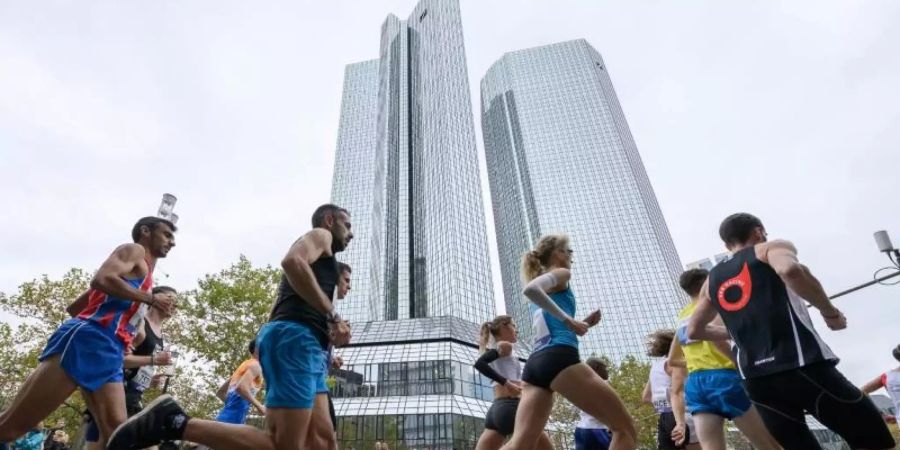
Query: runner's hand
503,380,522,395
821,308,847,330
331,355,344,370
154,351,173,366
150,292,176,314
564,318,589,336
331,320,352,347
671,422,686,446
583,309,602,327
150,374,166,388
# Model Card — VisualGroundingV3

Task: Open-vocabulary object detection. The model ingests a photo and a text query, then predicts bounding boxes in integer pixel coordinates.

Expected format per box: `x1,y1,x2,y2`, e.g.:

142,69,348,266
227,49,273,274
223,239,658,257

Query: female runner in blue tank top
499,234,637,450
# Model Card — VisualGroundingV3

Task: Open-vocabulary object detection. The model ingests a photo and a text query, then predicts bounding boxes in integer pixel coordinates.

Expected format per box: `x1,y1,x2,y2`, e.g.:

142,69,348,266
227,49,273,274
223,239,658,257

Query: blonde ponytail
478,315,514,352
479,322,492,352
520,234,570,283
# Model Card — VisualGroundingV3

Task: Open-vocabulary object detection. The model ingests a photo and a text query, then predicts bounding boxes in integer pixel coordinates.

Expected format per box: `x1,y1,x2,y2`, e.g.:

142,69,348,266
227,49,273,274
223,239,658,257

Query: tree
547,355,658,449
608,355,657,449
163,255,280,419
0,268,93,438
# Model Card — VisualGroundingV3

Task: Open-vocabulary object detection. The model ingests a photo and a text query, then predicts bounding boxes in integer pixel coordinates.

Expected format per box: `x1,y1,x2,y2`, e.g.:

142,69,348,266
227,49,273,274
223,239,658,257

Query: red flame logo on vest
717,262,752,312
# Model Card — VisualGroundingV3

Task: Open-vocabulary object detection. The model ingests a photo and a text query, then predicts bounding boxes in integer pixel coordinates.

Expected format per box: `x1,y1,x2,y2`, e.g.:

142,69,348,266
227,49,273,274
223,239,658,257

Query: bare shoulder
113,243,146,259
757,239,796,262
496,341,513,356
548,268,571,283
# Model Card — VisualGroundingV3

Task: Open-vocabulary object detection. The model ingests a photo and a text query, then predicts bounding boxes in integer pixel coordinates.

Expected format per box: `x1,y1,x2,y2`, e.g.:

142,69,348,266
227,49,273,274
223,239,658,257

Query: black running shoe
106,394,190,450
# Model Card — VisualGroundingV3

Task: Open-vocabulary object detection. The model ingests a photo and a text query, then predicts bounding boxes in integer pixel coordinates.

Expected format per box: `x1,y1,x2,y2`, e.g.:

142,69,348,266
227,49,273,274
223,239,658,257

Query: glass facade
332,59,381,325
331,0,494,325
481,39,687,361
329,1,497,448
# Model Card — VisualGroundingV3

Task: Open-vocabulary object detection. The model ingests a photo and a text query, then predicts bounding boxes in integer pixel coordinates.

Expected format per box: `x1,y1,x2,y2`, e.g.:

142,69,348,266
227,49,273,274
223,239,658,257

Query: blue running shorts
685,369,751,419
257,321,327,409
575,427,612,450
39,318,125,392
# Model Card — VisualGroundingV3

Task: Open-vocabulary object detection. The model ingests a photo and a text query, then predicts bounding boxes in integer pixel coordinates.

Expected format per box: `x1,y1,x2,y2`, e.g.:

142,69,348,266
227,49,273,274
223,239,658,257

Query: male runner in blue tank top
688,212,895,450
108,204,353,450
0,217,177,450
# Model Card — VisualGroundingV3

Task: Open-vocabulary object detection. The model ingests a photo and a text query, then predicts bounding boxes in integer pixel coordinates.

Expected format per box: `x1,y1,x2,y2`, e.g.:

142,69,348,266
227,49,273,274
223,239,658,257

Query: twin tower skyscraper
330,0,685,363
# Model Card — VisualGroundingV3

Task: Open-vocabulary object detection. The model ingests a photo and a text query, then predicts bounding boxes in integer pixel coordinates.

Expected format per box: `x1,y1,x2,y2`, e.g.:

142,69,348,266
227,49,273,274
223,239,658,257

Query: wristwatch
326,310,342,324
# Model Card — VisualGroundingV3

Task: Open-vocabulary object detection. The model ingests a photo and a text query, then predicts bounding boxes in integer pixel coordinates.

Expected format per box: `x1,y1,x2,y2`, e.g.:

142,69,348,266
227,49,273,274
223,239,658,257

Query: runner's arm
216,378,230,402
281,229,338,316
670,365,688,422
860,374,886,395
522,269,573,322
641,381,652,404
65,290,90,317
235,365,265,413
764,240,838,315
473,349,508,385
687,280,731,341
90,244,154,305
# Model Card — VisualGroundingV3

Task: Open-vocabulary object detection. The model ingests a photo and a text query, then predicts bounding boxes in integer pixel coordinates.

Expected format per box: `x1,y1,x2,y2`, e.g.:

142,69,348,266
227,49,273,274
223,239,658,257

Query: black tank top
124,320,163,381
269,255,339,348
707,247,836,379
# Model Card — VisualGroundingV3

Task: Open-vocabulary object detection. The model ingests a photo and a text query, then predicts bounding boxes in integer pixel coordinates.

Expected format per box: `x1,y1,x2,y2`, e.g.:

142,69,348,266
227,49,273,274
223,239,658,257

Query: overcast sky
2,1,898,386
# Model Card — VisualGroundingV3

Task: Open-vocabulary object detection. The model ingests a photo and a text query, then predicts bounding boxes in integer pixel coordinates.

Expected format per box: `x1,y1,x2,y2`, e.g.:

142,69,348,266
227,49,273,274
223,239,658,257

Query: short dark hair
719,213,764,247
893,344,900,363
585,357,609,380
337,262,352,275
248,339,257,355
679,268,709,297
311,204,349,228
132,217,177,243
152,286,177,295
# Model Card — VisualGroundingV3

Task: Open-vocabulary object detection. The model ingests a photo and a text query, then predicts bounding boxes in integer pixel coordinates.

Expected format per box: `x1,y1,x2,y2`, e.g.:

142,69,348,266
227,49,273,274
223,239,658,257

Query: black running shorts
522,345,580,389
484,397,520,436
744,361,895,450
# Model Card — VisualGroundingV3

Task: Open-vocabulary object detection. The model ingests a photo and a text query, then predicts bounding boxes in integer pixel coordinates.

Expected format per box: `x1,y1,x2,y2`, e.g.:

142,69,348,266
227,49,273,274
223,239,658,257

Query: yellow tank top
676,302,735,373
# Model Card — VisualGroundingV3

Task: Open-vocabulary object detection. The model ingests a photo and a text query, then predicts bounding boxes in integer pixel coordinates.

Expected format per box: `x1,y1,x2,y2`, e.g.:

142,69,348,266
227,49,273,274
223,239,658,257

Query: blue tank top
531,287,578,352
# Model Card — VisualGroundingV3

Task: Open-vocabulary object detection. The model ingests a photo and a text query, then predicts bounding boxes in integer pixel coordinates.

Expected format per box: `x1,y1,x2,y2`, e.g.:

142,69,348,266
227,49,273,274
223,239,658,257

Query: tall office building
328,1,504,448
481,39,686,361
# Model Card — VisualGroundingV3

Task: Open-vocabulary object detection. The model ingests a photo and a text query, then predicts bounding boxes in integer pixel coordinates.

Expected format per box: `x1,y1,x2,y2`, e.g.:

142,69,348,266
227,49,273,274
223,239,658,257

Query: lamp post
828,230,900,300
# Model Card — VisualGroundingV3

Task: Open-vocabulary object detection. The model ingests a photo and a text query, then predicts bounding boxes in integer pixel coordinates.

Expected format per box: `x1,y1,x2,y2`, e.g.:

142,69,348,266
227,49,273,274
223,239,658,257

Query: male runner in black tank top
108,204,354,450
688,213,895,450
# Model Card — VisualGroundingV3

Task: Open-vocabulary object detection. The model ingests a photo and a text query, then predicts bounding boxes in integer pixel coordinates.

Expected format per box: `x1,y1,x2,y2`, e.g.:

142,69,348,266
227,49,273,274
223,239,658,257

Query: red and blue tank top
77,259,153,348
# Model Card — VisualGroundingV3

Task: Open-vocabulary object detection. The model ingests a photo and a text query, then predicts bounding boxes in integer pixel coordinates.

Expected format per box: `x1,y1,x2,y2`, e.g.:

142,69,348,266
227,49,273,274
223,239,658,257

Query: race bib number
132,365,155,392
676,318,697,346
532,309,551,351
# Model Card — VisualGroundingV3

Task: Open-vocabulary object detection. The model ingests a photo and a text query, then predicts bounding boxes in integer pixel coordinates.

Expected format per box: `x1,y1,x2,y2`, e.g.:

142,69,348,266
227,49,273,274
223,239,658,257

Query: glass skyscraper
481,39,687,361
329,1,500,448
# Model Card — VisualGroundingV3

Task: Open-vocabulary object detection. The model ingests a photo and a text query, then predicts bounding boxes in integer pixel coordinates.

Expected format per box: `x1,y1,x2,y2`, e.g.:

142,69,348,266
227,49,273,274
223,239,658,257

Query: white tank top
649,359,672,413
489,344,522,386
884,371,900,416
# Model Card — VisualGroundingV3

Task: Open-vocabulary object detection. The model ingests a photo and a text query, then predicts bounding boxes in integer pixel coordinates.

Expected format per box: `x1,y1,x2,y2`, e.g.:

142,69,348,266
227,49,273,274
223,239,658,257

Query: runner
860,344,900,423
688,213,895,450
642,330,698,450
473,315,553,450
499,234,637,450
0,216,176,449
214,340,265,424
308,261,352,450
670,267,778,450
107,203,353,450
575,358,613,450
82,286,177,450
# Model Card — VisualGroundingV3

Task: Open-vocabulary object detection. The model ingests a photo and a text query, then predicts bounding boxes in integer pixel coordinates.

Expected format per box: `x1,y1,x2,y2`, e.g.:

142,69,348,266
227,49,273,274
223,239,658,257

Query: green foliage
548,355,658,449
0,268,92,438
161,255,279,419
